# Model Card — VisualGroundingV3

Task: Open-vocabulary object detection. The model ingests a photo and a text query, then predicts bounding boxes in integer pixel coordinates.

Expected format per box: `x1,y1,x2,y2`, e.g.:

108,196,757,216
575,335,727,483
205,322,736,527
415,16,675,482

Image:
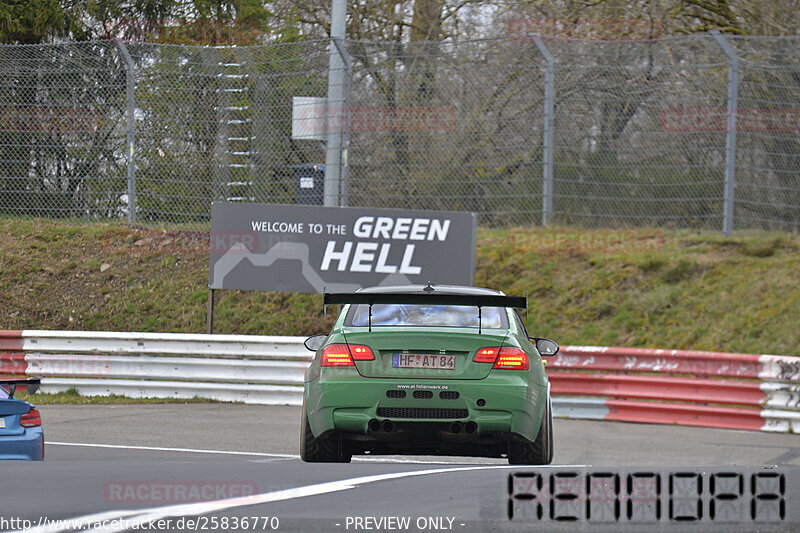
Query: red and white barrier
549,372,766,405
547,346,800,433
550,345,800,381
1,330,798,433
0,330,27,390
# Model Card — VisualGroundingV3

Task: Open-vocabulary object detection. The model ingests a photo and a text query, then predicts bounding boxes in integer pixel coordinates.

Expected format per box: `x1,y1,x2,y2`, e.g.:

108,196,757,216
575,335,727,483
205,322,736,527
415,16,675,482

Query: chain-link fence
0,35,798,231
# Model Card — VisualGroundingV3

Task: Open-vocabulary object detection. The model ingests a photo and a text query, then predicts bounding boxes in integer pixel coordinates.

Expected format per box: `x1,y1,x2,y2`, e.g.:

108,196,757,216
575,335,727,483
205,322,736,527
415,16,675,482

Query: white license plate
0,418,5,429
392,353,455,370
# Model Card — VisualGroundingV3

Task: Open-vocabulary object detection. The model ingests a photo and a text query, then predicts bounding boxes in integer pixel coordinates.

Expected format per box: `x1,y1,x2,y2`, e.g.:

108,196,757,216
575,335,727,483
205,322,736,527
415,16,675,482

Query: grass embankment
0,218,798,356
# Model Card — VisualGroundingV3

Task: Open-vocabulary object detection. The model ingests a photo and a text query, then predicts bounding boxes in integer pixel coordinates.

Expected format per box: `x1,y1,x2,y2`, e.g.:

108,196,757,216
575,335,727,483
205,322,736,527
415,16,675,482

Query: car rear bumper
305,369,547,444
0,427,44,461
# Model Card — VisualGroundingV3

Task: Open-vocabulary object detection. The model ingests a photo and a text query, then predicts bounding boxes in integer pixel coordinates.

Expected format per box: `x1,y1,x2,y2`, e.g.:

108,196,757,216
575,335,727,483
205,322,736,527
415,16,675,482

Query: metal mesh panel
346,38,546,226
0,36,798,231
0,41,126,219
730,37,800,231
545,36,729,228
125,40,330,223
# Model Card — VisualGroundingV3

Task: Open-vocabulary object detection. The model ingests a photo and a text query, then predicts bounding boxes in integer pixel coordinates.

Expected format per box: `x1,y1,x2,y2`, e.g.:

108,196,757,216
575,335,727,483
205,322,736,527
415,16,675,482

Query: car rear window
346,304,508,329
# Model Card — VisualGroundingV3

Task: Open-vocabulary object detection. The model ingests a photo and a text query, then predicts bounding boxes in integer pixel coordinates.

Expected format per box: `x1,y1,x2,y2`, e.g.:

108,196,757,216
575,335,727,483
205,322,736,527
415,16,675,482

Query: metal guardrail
1,330,798,433
21,330,312,360
1,330,310,404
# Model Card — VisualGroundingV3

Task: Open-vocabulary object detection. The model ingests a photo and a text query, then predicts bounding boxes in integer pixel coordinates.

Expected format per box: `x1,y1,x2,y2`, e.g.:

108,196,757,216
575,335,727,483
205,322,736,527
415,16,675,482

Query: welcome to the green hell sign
209,203,476,293
249,216,452,275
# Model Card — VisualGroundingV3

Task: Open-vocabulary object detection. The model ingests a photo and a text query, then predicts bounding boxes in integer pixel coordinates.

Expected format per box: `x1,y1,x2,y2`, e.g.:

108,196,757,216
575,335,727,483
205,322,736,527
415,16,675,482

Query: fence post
116,42,137,224
532,36,555,226
333,38,352,207
710,31,738,236
324,0,347,207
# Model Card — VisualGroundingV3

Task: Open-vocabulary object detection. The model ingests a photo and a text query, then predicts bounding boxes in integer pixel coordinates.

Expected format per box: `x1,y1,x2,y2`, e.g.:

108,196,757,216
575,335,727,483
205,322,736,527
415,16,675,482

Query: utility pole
324,0,347,206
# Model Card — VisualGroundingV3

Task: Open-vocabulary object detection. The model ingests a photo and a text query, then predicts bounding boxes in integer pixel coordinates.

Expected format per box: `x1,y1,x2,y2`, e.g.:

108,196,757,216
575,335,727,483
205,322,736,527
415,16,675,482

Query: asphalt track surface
1,404,799,532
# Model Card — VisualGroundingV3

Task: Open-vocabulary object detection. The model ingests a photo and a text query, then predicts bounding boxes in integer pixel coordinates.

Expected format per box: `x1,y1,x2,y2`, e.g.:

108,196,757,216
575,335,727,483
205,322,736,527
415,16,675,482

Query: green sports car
300,284,558,464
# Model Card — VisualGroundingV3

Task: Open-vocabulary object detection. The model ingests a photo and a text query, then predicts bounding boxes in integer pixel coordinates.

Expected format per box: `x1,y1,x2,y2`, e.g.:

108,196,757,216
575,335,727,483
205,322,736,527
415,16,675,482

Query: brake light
349,345,375,361
321,344,354,367
474,346,529,370
20,408,41,428
321,344,374,367
473,347,500,363
493,347,530,370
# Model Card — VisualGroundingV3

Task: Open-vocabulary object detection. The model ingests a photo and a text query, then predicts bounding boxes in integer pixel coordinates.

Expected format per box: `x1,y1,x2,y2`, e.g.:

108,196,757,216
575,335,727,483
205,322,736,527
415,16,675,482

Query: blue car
0,379,44,461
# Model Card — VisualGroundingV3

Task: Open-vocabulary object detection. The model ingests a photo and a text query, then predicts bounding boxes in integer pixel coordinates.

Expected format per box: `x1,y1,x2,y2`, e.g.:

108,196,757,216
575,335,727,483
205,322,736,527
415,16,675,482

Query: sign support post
207,288,215,334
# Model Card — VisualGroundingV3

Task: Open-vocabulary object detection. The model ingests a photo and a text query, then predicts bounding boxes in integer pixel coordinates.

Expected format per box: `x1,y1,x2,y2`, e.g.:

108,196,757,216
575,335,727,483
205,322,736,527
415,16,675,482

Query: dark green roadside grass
1,217,798,355
13,388,215,405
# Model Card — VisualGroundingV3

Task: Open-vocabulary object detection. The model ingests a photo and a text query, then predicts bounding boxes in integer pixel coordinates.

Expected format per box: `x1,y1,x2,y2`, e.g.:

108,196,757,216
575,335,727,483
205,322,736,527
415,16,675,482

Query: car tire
300,401,351,463
507,394,553,465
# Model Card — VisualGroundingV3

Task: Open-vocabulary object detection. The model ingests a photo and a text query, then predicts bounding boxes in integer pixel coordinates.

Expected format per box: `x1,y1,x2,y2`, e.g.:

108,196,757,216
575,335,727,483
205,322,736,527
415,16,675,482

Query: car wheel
300,400,351,463
508,394,553,465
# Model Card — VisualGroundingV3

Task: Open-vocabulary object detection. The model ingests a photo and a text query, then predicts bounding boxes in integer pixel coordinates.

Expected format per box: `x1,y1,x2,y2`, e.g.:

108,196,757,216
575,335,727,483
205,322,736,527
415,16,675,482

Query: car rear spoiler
324,292,526,308
0,379,41,399
324,292,527,333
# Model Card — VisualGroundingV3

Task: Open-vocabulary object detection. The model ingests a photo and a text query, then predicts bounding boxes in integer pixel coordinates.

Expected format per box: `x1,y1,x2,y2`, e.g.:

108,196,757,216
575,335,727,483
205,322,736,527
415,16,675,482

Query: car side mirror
304,334,328,352
532,338,559,356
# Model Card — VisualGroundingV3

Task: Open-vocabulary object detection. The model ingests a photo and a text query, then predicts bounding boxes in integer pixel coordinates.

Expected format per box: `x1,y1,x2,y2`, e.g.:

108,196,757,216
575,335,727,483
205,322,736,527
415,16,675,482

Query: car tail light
493,347,530,370
321,344,354,367
20,408,41,428
474,346,529,370
349,345,375,361
473,347,500,363
321,344,374,367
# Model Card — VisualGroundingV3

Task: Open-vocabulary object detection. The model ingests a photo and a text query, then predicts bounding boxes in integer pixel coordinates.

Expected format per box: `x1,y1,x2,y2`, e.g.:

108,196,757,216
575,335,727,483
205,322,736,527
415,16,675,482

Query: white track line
18,464,577,533
49,441,586,467
353,457,472,464
46,441,298,458
47,441,520,465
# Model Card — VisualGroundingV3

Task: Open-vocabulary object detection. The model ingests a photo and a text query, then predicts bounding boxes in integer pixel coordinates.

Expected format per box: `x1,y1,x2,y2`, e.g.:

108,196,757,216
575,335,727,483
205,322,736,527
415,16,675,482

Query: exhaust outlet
465,421,477,434
450,422,462,434
381,420,394,432
368,419,381,432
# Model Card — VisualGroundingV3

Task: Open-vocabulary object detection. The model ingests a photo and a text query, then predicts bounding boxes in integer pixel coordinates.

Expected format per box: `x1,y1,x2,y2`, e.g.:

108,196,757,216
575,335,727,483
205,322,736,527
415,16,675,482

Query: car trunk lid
0,400,31,436
342,327,509,380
